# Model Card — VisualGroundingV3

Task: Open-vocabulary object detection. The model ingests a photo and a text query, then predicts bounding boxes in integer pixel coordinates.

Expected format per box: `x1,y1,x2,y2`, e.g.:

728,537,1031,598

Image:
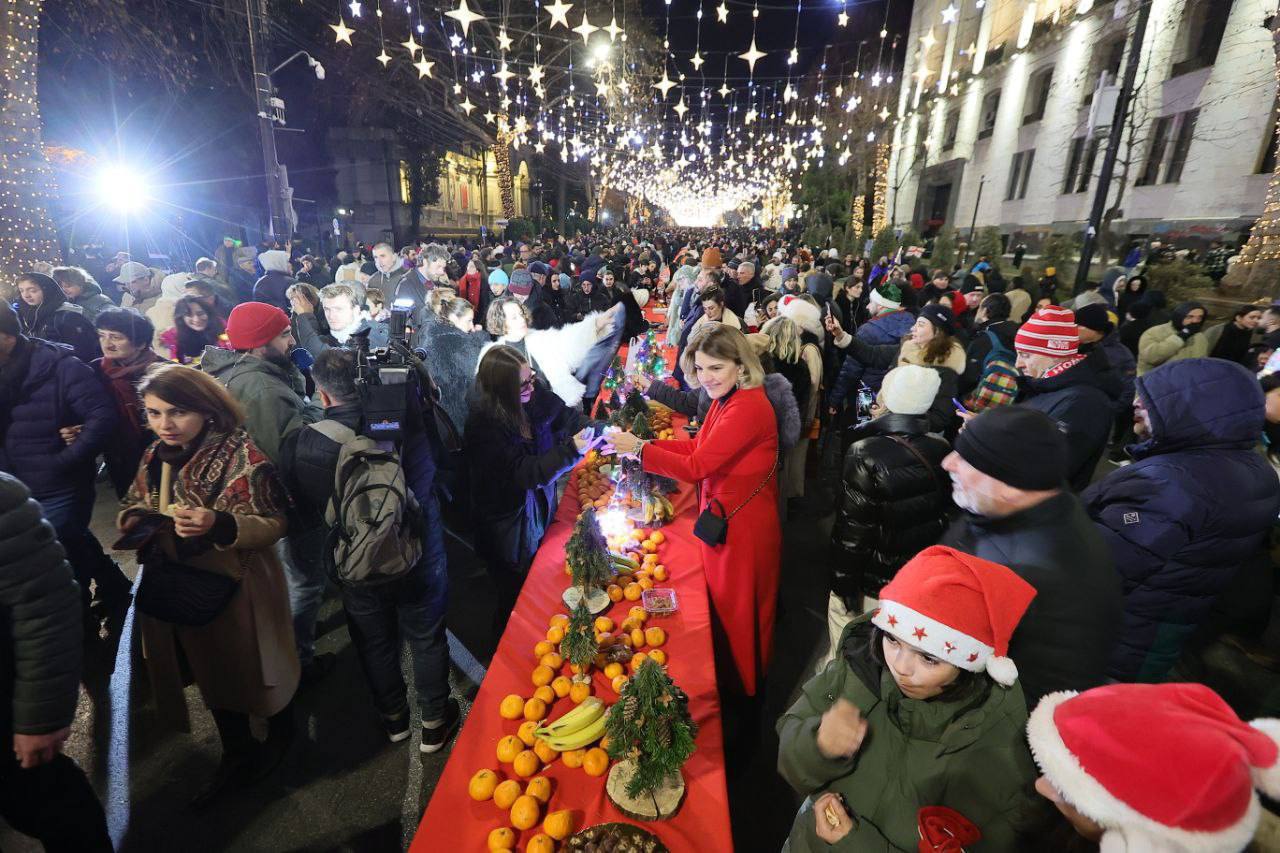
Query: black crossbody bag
693,454,780,547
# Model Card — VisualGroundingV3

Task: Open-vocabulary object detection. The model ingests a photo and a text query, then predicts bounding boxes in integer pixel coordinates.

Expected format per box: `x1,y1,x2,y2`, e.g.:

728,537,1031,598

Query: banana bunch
610,552,640,572
642,493,675,525
535,697,609,750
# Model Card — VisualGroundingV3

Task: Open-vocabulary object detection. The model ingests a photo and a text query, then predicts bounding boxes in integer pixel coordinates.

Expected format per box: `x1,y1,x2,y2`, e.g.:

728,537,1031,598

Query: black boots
191,710,256,810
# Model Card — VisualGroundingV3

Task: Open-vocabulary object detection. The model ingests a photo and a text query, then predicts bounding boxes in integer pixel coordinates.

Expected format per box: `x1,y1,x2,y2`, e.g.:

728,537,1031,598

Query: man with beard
940,406,1122,710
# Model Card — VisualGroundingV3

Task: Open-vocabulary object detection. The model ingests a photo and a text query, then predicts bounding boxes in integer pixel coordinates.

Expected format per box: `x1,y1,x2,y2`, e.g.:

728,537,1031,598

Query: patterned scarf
1044,354,1087,379
126,428,289,518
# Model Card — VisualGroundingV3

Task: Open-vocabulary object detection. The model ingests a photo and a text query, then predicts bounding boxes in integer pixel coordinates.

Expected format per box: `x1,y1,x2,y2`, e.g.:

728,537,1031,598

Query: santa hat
777,294,823,339
872,545,1036,686
1027,683,1280,852
869,283,903,311
1015,305,1079,357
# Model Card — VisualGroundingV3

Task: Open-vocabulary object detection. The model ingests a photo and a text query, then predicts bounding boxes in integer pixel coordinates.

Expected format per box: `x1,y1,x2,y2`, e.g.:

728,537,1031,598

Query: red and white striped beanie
1014,305,1079,358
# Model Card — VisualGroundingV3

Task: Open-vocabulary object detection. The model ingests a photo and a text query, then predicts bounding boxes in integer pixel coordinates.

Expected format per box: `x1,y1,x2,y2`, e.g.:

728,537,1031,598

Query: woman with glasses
464,345,607,633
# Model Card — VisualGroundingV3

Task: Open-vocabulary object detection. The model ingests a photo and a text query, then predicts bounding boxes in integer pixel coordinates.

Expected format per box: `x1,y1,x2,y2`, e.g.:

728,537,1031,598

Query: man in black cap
1075,303,1136,440
940,406,1123,710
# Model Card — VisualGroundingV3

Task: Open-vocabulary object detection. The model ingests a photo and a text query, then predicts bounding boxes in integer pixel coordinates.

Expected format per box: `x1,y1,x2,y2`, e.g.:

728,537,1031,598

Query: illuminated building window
1023,68,1054,125
399,160,411,204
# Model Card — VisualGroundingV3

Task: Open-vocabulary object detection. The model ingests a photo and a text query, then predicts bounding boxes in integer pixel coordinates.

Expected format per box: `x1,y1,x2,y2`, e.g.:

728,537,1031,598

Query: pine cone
658,721,672,748
624,695,639,722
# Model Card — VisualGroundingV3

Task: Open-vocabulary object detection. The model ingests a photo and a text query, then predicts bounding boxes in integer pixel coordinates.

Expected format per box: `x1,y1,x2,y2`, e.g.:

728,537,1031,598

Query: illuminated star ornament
673,98,689,119
941,3,960,23
527,63,545,86
376,49,391,66
653,70,677,99
690,51,705,71
572,12,599,43
739,38,766,73
330,19,354,44
718,82,731,98
493,62,516,85
837,10,849,26
445,0,484,37
545,0,574,29
414,57,435,78
604,16,623,42
497,28,513,51
348,0,362,16
716,2,728,23
920,28,937,50
458,97,476,115
401,33,420,54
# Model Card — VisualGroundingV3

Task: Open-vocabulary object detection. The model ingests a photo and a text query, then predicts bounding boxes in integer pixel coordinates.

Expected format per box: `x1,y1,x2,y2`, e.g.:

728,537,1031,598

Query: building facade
326,127,538,245
886,0,1277,253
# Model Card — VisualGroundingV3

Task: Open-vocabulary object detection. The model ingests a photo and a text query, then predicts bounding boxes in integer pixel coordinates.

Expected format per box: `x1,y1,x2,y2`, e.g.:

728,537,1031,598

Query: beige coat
1137,322,1210,375
780,342,823,501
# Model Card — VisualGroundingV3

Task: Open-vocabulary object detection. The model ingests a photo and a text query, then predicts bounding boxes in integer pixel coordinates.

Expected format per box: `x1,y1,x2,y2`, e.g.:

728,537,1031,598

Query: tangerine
629,606,647,621
526,834,556,853
533,640,555,659
630,652,649,673
493,779,522,810
623,583,642,601
603,662,624,679
651,531,666,545
525,775,553,804
543,809,575,841
546,625,565,644
583,747,610,777
653,565,668,582
642,540,657,553
644,626,667,647
533,685,555,705
532,738,559,765
648,649,668,666
611,674,629,694
549,613,570,629
499,694,525,720
539,652,564,670
569,682,592,704
639,577,655,590
523,697,548,721
516,720,539,746
487,827,516,850
469,768,500,801
593,616,614,633
531,665,555,687
551,675,573,698
510,794,541,830
561,748,586,769
630,627,646,648
496,735,523,764
607,584,624,602
513,749,541,778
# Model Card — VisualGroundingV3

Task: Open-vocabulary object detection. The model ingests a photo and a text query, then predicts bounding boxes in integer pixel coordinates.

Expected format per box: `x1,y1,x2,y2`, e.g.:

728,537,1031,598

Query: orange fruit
643,552,659,565
549,613,570,629
533,640,555,658
651,531,666,545
639,577,655,590
517,720,540,746
497,735,523,763
583,747,610,777
642,540,657,553
630,529,646,541
546,625,564,644
526,834,556,853
531,665,555,687
630,627,646,648
562,748,586,769
569,681,592,704
533,738,559,764
648,649,668,666
653,565,668,582
493,779,522,810
499,694,525,720
543,809,575,841
645,626,667,647
487,826,516,850
629,606,647,621
611,674,629,694
513,749,541,778
539,652,564,670
526,775,553,804
523,697,548,722
607,584,624,602
510,793,541,830
469,768,500,801
615,573,635,586
551,675,573,698
533,685,555,705
594,616,615,633
604,662,624,679
630,652,649,673
624,583,642,601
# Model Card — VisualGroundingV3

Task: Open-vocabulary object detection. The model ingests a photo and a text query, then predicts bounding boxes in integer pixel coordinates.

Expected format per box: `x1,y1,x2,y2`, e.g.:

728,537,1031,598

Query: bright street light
95,165,150,213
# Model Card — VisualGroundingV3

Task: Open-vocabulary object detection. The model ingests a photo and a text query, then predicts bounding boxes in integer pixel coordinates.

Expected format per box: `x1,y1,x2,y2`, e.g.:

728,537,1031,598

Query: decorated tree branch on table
604,658,697,820
560,601,598,682
564,507,613,613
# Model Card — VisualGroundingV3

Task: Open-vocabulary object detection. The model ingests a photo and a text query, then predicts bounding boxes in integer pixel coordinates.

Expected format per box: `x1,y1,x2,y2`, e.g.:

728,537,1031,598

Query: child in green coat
778,545,1042,851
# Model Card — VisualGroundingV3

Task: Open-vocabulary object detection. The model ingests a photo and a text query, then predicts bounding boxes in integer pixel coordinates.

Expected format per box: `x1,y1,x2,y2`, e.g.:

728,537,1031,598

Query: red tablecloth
413,299,732,851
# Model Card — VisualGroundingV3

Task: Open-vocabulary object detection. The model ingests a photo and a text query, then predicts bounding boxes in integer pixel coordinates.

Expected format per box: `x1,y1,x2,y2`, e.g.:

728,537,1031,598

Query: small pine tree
631,411,654,441
561,600,598,673
565,507,613,591
973,226,1005,267
605,659,698,800
870,226,897,262
621,390,649,423
930,227,959,271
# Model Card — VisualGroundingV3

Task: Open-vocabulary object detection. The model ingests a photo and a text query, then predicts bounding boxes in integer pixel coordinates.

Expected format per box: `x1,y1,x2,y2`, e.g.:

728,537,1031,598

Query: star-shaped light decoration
913,64,933,84
572,12,598,43
452,82,463,94
546,0,573,28
653,71,677,99
673,98,689,119
493,62,516,85
787,47,798,65
783,83,796,102
604,16,623,42
513,115,529,135
718,82,731,98
941,3,960,24
878,105,891,120
616,78,629,94
401,33,421,54
716,2,728,22
414,57,435,78
739,38,766,73
527,63,545,86
445,0,484,37
534,141,546,153
920,28,937,50
595,79,611,98
497,28,513,51
349,0,362,17
376,49,391,66
459,96,476,115
838,10,849,26
745,107,758,124
483,110,497,124
690,51,705,71
330,19,354,44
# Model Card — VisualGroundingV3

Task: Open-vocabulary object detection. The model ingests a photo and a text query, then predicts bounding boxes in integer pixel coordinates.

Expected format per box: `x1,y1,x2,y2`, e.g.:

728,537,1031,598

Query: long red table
413,302,732,851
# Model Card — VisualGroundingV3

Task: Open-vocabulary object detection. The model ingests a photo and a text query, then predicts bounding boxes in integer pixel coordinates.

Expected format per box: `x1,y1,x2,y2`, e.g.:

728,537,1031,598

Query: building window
1084,36,1125,107
1024,68,1053,125
978,89,1001,140
398,160,412,205
1136,116,1173,186
1076,136,1103,194
1172,0,1230,77
942,110,960,152
1006,149,1036,200
1063,137,1086,194
1163,109,1199,183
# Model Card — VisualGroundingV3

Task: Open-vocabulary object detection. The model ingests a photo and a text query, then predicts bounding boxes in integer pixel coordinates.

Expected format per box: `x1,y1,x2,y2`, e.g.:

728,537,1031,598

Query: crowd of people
2,224,1280,851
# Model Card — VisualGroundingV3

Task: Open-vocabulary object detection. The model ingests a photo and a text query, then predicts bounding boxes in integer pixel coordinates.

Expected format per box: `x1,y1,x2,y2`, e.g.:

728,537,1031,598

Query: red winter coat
641,385,781,696
459,272,484,310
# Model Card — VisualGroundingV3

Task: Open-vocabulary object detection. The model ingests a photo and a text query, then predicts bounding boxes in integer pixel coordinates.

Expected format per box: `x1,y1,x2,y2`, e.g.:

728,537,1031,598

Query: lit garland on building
0,0,63,285
492,117,516,220
1233,19,1280,286
871,143,890,235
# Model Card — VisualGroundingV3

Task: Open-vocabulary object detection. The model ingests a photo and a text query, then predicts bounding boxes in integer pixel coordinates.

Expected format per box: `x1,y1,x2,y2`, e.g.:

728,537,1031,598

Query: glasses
520,370,537,391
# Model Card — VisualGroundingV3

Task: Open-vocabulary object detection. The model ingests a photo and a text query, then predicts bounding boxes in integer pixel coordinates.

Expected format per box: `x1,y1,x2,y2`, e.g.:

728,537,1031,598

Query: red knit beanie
226,302,291,350
1015,305,1079,357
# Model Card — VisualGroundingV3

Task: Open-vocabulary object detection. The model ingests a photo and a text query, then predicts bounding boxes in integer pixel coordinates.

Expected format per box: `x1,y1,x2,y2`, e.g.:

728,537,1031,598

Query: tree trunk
0,0,63,285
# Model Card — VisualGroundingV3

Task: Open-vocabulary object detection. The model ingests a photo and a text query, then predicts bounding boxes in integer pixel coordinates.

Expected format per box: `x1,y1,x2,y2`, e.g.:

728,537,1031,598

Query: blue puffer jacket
1082,358,1280,682
829,309,916,405
0,337,117,498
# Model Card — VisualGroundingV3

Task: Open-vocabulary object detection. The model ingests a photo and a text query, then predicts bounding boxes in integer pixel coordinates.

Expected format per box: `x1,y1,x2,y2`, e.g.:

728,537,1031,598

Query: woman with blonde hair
761,312,823,503
119,363,297,807
612,324,782,699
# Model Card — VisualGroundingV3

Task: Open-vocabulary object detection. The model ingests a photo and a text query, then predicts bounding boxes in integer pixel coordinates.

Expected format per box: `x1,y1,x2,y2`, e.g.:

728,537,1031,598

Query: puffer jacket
0,473,82,738
1082,358,1280,682
1016,351,1118,491
0,337,117,498
828,309,916,403
69,280,115,322
778,618,1040,852
831,414,952,605
200,345,323,464
1136,313,1210,375
643,372,802,451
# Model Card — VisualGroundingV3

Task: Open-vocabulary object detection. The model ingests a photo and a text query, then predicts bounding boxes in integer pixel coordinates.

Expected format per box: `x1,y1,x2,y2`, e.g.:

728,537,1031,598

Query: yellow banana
610,553,640,571
543,713,607,751
536,697,604,738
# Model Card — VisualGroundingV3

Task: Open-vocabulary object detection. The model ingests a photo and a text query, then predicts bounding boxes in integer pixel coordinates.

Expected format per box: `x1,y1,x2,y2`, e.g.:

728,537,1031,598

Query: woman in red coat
612,325,781,696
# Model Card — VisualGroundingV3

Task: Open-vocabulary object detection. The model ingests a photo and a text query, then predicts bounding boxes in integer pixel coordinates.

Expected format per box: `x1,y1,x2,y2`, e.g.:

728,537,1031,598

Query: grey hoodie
200,346,322,464
70,280,115,323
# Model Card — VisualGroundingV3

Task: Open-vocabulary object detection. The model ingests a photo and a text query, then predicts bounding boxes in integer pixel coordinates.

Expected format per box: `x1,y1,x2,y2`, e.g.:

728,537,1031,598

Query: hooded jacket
778,618,1040,852
828,309,917,404
200,346,323,464
0,337,118,498
14,277,99,364
832,333,964,435
1082,330,1137,419
1016,352,1119,491
1082,359,1280,682
1136,301,1209,375
67,279,115,322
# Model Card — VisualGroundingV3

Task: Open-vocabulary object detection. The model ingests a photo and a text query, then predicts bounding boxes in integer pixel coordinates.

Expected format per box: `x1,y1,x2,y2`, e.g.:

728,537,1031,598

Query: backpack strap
309,418,358,444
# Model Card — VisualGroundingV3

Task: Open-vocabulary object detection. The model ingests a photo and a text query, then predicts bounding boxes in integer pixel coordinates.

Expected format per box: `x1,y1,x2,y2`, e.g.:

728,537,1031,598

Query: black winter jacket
417,316,488,433
941,491,1122,710
960,320,1018,393
253,270,295,310
0,473,82,737
278,403,363,530
0,337,117,498
1016,352,1118,491
831,414,952,604
564,286,612,323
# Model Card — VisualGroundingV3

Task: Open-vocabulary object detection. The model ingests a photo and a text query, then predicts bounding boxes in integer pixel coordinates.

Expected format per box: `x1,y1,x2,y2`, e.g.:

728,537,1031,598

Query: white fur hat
880,365,940,416
777,294,823,339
